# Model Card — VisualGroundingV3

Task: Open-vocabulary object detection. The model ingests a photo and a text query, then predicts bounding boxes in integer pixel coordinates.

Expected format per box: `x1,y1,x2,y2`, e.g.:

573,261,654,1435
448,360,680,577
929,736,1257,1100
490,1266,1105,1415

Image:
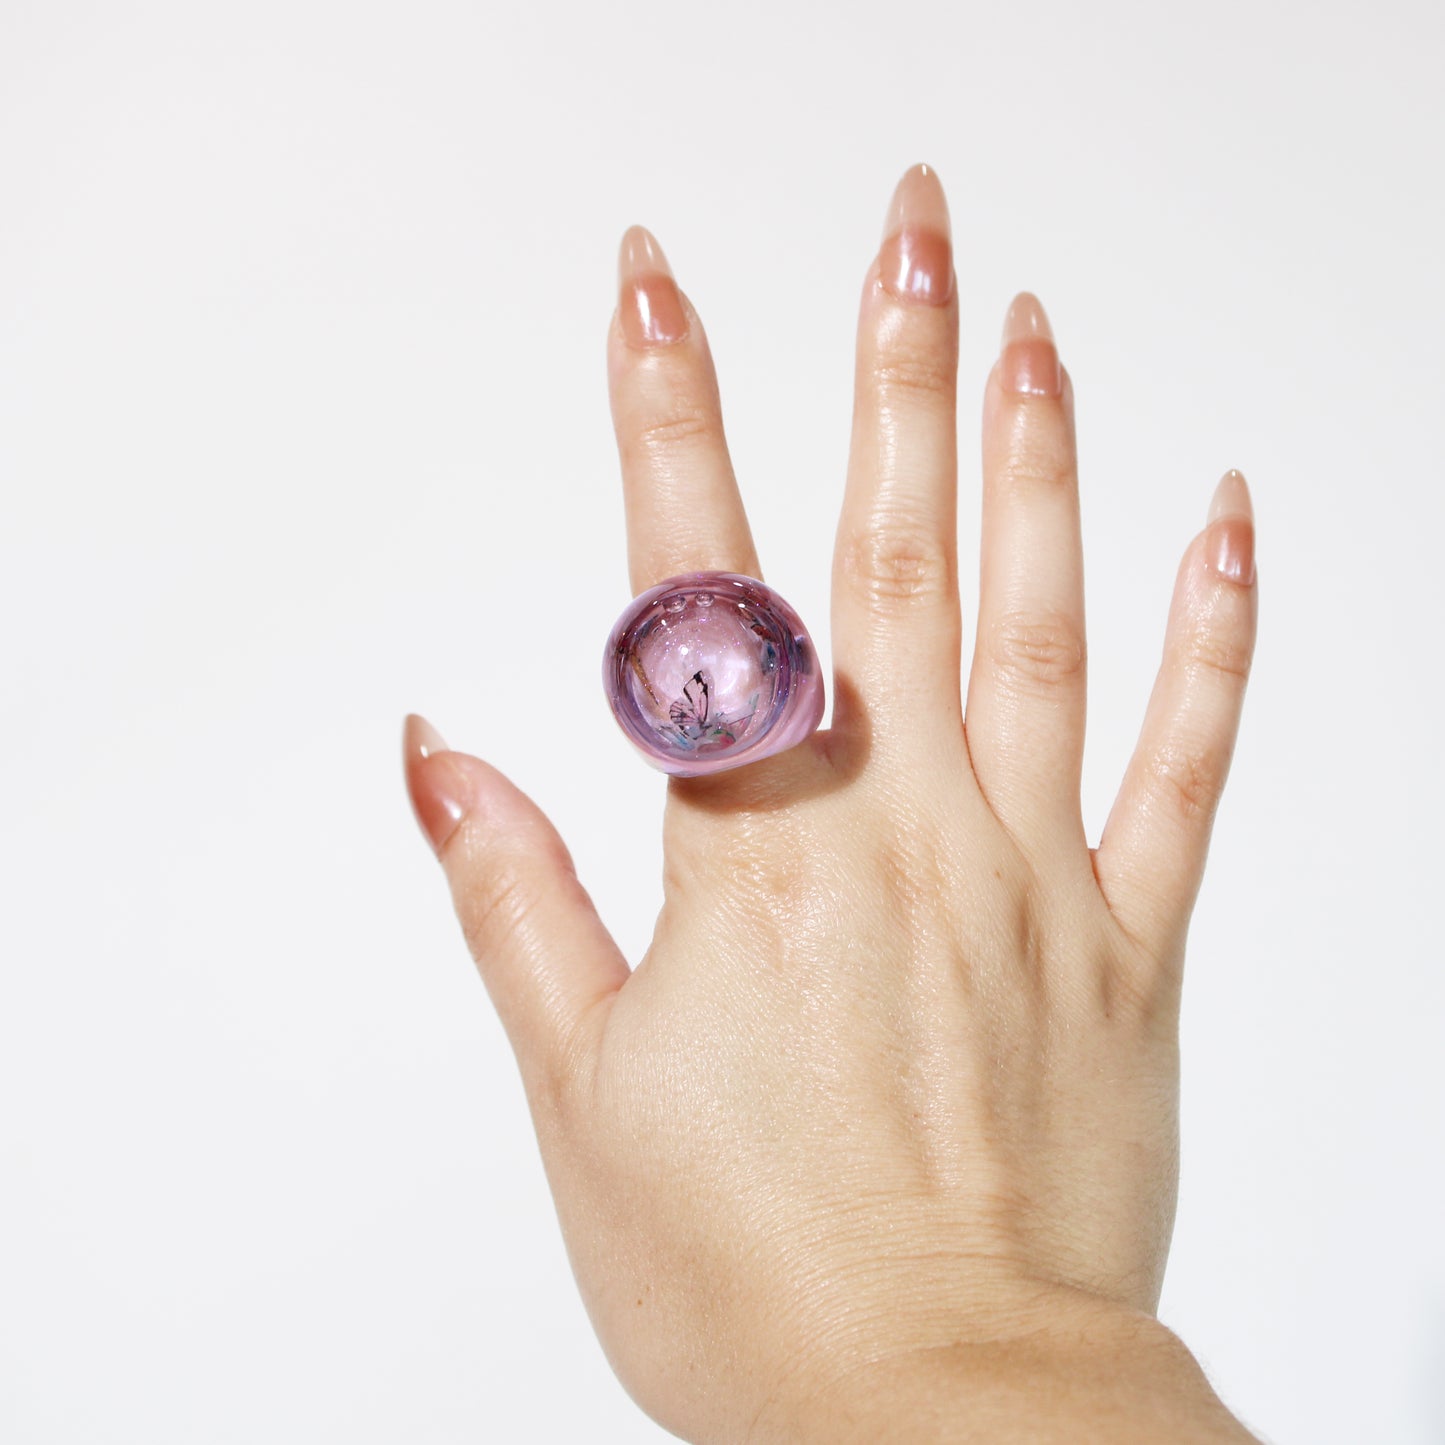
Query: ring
602,571,825,777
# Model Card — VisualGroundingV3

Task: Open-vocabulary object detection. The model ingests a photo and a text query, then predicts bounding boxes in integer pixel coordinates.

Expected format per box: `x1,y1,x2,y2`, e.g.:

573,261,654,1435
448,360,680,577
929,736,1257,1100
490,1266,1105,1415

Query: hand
403,163,1259,1442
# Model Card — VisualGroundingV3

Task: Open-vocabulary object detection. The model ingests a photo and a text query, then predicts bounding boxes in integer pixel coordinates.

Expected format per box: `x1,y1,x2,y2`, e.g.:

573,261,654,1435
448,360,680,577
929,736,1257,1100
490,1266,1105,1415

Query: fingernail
618,225,689,347
403,713,474,855
998,292,1062,397
878,162,954,306
1208,467,1253,523
1203,472,1256,586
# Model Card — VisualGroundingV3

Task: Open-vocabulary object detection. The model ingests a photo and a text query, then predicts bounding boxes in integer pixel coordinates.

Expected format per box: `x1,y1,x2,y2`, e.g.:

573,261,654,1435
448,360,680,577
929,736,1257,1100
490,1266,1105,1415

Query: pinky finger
1094,469,1258,970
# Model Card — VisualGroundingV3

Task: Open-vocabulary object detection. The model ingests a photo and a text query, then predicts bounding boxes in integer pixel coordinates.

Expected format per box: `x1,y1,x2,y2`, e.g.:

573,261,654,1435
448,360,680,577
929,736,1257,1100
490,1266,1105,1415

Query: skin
402,163,1262,1443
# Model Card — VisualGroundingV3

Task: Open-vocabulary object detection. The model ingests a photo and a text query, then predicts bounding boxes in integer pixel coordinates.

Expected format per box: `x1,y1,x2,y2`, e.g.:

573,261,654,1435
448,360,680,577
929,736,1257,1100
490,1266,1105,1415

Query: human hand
403,163,1259,1442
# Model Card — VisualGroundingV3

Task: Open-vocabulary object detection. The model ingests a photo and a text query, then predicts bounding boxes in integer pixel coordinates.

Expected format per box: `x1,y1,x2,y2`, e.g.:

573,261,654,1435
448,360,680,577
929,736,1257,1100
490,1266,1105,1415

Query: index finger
607,225,760,594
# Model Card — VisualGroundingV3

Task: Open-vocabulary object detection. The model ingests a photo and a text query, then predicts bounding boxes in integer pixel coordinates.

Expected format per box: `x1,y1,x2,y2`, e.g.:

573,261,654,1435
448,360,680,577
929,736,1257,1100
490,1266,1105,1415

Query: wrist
748,1292,1259,1445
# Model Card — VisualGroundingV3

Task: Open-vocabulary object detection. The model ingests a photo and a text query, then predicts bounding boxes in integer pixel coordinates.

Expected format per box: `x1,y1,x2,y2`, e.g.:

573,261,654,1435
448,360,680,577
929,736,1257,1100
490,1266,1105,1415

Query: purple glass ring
602,571,825,777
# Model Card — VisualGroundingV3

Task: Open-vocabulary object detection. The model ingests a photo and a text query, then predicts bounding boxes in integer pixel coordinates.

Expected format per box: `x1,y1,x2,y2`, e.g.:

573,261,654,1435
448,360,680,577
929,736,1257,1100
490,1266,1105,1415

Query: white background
2,1,1442,1440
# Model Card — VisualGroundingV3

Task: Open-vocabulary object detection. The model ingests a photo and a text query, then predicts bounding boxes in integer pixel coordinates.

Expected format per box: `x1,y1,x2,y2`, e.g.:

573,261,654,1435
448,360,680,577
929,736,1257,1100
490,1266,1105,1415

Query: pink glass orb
602,572,825,777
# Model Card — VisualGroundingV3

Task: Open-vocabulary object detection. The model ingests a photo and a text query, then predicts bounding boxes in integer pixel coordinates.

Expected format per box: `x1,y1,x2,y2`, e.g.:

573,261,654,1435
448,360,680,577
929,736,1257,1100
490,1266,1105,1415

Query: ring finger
964,294,1087,857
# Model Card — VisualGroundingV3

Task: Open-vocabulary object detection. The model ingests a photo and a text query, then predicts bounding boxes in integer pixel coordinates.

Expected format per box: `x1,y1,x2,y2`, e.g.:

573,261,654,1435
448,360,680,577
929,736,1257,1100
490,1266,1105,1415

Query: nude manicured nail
878,162,954,306
403,713,475,856
999,292,1062,397
1204,471,1256,585
618,225,689,347
1208,467,1253,523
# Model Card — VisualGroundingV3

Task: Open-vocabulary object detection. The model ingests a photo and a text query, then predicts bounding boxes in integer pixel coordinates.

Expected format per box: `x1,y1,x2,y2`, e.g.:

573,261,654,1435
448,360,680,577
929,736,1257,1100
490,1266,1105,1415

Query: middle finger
831,163,965,757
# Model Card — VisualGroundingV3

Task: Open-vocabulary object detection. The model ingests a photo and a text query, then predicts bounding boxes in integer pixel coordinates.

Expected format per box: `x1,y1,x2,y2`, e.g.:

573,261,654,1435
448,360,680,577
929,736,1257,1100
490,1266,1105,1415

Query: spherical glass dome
602,573,824,776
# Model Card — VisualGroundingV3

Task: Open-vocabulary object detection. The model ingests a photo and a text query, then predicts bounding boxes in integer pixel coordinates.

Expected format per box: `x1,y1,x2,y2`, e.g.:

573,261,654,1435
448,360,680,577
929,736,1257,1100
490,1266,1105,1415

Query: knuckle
985,610,1086,692
879,833,952,930
459,857,596,1121
1096,944,1172,1029
668,814,812,921
632,403,718,453
459,863,533,965
1174,625,1253,684
840,517,953,607
995,443,1073,495
1146,741,1231,824
872,347,957,407
529,1010,597,1130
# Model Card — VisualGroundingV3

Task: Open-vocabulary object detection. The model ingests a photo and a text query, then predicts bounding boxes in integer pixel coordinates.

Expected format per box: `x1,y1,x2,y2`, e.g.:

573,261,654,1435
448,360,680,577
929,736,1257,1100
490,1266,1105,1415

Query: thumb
402,714,628,1092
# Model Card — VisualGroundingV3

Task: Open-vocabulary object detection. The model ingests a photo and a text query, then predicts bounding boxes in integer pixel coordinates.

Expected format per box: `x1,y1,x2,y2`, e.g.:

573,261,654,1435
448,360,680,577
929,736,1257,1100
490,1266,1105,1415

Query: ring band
602,571,825,777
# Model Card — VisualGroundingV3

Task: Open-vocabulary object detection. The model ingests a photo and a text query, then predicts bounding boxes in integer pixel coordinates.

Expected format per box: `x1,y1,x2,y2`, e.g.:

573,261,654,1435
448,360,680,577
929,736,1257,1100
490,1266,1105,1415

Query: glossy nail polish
1208,467,1252,523
878,162,954,306
999,292,1063,397
403,713,473,854
1205,470,1256,585
618,225,689,346
602,573,824,777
